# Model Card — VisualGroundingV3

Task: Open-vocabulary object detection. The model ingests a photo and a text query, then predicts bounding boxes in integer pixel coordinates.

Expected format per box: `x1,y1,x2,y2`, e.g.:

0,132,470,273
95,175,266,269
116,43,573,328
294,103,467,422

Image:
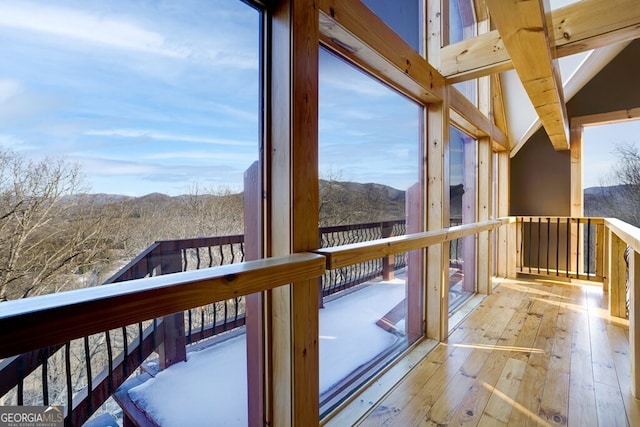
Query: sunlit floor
358,278,640,426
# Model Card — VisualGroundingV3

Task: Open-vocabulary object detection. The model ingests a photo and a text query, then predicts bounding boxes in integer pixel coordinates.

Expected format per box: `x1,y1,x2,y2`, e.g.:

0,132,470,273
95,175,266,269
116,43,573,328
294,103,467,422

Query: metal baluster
576,218,580,279
213,302,218,336
528,220,532,274
65,343,72,427
201,306,206,338
219,245,225,266
208,246,214,268
106,331,114,395
84,336,93,415
187,309,193,344
234,298,240,326
224,300,229,331
230,243,236,264
565,218,570,278
40,348,49,405
122,327,129,377
196,247,201,269
546,218,550,275
17,355,24,405
240,242,245,262
537,217,541,274
138,323,143,363
182,249,188,271
556,218,560,276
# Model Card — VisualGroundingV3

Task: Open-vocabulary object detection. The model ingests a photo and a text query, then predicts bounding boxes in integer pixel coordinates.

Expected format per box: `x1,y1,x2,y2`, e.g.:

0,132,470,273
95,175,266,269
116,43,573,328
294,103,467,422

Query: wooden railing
0,254,326,426
515,217,606,281
0,221,410,424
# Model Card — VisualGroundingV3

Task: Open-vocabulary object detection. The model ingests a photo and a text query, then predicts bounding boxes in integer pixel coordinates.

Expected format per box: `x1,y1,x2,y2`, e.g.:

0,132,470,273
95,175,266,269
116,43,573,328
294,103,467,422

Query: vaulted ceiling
441,0,640,153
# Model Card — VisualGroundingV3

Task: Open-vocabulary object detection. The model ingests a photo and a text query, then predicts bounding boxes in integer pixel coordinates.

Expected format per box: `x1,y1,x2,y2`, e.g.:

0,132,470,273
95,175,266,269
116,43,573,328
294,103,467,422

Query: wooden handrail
606,218,640,254
314,218,509,270
0,253,326,358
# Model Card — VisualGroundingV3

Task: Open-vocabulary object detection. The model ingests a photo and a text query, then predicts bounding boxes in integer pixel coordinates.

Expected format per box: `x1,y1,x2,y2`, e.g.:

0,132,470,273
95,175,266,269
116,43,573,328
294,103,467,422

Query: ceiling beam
485,0,569,150
442,0,640,82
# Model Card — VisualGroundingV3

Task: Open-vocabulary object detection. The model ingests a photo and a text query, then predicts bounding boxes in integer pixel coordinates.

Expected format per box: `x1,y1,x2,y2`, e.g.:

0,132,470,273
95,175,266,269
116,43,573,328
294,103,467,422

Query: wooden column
496,151,510,278
461,137,477,293
608,231,627,318
629,249,640,397
406,183,424,343
426,0,449,341
244,161,264,426
477,137,492,294
269,1,320,425
426,100,449,341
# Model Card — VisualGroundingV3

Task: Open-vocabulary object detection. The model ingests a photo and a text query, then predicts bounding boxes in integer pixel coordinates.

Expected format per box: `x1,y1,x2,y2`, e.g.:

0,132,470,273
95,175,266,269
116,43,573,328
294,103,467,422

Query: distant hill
584,184,640,226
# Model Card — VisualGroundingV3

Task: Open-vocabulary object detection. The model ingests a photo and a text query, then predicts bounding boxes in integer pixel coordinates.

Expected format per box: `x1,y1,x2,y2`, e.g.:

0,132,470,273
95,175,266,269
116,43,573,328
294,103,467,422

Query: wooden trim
449,86,509,151
315,219,506,270
570,126,583,217
269,0,320,425
572,107,640,129
486,0,569,151
441,0,640,82
0,253,326,359
606,218,640,254
318,0,444,104
630,250,640,397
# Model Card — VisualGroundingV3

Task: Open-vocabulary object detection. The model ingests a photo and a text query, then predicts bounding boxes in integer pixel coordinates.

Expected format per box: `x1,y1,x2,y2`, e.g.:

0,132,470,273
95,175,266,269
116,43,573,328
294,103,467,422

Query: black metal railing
515,217,605,281
0,220,409,425
319,220,406,297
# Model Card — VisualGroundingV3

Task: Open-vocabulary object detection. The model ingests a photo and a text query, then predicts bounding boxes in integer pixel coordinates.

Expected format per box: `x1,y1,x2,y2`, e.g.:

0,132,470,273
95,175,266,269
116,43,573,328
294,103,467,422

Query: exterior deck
355,278,639,426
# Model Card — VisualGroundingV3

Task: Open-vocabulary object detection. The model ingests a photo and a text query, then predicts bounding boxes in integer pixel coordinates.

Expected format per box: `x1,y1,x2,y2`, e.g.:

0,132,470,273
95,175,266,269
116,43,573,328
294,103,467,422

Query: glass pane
362,0,423,53
319,48,423,414
448,0,476,44
449,126,477,312
0,0,260,424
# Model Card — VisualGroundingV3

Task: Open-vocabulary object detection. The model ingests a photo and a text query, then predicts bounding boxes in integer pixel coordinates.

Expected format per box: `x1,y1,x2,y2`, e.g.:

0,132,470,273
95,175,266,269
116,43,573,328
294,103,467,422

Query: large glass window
0,1,261,424
362,0,423,53
318,47,423,414
449,126,477,312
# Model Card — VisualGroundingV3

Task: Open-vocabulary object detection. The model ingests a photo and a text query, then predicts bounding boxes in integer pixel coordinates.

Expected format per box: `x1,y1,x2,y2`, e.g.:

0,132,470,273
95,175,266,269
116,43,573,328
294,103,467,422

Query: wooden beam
315,219,505,270
270,0,320,425
553,0,640,57
442,0,640,82
449,86,509,151
318,0,444,104
486,0,570,151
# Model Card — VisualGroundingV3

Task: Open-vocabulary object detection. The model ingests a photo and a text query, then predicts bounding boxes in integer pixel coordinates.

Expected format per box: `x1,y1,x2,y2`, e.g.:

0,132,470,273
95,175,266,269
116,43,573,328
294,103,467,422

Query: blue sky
0,0,633,196
0,0,260,196
583,120,640,188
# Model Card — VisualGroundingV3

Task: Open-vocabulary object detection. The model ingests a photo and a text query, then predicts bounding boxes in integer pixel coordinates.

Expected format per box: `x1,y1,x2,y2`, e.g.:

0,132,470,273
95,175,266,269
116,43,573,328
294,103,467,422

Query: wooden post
608,231,627,318
461,136,477,293
477,137,492,294
426,0,449,341
244,161,264,426
406,183,423,343
158,245,186,369
629,249,640,397
269,0,319,425
496,152,510,278
381,222,395,281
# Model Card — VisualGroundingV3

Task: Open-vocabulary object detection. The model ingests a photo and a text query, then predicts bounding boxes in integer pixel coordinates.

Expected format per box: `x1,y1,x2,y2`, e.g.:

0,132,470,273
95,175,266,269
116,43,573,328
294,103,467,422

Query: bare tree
0,149,112,301
597,142,640,227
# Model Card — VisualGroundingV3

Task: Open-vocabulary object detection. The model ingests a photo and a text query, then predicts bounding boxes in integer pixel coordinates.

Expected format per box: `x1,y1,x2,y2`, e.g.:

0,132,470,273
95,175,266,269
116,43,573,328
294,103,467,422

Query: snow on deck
127,278,406,426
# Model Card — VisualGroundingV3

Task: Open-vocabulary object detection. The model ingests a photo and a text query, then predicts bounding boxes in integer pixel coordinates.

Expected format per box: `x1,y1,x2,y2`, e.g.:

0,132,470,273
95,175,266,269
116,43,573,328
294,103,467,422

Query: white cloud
0,134,23,147
85,129,254,147
0,2,185,58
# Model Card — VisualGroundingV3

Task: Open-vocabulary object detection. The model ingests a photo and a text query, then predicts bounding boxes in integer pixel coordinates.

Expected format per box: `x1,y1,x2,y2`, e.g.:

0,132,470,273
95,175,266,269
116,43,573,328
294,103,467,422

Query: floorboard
357,278,639,427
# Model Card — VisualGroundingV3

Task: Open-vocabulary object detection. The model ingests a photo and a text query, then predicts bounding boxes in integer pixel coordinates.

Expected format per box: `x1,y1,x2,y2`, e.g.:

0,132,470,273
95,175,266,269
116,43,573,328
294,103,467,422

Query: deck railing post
608,231,628,318
628,249,640,397
158,246,187,369
381,222,395,281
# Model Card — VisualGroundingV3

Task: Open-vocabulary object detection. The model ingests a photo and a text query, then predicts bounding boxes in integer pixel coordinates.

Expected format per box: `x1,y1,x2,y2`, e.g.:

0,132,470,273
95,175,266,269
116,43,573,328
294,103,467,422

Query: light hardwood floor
358,278,640,426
